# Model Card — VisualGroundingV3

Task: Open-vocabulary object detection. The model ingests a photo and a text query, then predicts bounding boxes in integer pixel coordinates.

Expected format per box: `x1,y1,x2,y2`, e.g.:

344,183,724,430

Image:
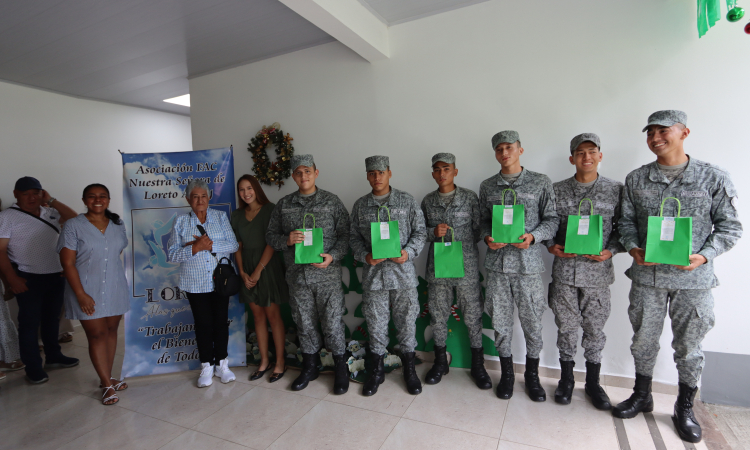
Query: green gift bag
644,197,692,266
434,226,465,278
564,198,603,256
491,188,525,243
294,213,324,264
370,206,402,259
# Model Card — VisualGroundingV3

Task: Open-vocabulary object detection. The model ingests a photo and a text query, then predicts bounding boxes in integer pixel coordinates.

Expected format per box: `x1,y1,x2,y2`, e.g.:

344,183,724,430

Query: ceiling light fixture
163,94,190,107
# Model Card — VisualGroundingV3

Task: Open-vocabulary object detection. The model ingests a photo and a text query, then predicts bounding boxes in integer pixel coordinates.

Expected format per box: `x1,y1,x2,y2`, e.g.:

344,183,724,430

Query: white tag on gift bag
660,217,675,241
577,216,590,235
445,242,451,246
303,229,313,246
380,222,390,240
503,206,514,225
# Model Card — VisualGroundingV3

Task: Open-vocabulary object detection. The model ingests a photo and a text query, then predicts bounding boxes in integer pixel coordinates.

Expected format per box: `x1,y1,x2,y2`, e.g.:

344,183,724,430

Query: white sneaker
197,362,214,387
215,359,236,384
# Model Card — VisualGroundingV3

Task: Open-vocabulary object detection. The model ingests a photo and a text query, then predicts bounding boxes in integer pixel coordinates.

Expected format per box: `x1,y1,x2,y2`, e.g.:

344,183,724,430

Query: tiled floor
0,326,719,450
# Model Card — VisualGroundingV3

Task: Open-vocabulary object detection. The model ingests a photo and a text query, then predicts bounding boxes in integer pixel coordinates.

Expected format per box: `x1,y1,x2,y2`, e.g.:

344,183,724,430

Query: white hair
185,179,209,198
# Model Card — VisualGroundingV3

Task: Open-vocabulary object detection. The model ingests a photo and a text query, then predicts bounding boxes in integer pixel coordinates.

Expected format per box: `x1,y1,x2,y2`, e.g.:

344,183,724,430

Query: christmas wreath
248,122,294,188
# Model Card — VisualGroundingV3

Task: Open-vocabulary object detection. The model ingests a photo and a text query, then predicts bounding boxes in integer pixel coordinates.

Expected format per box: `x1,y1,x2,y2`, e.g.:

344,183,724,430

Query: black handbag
212,256,241,297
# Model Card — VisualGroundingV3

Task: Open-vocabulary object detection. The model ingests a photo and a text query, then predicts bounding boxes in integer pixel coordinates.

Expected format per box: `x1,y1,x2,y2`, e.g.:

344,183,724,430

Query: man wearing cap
350,155,427,396
545,133,624,408
266,155,351,394
0,177,79,383
613,111,742,443
480,131,559,402
421,153,491,390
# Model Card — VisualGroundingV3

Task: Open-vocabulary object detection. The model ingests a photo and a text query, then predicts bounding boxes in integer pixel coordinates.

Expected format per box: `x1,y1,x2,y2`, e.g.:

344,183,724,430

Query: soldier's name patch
517,193,535,200
282,208,301,214
454,212,471,217
313,207,333,213
633,190,658,196
595,202,615,211
681,190,709,198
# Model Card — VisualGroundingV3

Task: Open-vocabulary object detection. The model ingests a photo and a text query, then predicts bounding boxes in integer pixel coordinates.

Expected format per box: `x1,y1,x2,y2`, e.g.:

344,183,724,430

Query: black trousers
15,271,65,377
186,291,229,365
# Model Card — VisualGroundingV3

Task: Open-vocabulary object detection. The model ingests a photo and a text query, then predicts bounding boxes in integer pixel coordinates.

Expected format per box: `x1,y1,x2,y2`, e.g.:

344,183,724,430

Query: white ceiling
0,0,487,115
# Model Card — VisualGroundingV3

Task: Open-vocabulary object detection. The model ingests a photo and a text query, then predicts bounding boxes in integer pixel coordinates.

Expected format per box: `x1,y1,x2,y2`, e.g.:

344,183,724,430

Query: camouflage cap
365,155,389,171
290,154,315,171
569,133,601,155
491,130,520,149
642,110,687,132
431,152,456,166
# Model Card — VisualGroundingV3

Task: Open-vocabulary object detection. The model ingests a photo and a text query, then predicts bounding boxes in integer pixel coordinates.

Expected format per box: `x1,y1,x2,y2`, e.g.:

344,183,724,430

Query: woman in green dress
232,175,289,382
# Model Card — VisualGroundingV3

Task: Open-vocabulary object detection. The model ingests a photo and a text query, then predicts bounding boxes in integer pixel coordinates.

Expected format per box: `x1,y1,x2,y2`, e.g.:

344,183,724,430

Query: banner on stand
121,147,245,377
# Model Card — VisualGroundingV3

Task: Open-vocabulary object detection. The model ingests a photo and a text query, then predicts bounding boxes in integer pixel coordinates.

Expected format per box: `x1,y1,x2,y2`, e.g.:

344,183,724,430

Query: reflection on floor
0,324,744,450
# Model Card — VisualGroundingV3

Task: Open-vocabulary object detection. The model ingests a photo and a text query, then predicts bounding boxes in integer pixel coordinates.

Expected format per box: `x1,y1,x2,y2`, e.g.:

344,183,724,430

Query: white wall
189,0,750,385
0,81,192,216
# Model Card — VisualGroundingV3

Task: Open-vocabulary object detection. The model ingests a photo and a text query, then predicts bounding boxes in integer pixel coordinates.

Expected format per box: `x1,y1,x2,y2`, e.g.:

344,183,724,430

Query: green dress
230,203,288,306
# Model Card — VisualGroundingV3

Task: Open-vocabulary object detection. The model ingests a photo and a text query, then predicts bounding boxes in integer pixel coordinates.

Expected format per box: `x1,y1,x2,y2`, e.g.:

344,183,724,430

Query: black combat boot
554,359,575,405
425,346,449,385
332,354,350,395
612,373,654,418
362,353,385,396
672,383,702,443
470,347,492,390
402,352,422,395
524,356,547,402
496,356,515,399
291,352,320,391
585,361,611,410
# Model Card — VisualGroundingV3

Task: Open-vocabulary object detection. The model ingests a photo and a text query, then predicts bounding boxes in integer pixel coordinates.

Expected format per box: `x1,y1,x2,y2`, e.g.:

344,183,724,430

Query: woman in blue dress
58,184,129,405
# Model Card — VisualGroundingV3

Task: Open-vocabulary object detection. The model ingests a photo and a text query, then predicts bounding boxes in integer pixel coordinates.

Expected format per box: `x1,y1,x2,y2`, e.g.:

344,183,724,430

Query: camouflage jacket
266,188,350,286
421,186,481,285
479,168,559,274
619,158,742,289
350,188,427,290
548,175,625,287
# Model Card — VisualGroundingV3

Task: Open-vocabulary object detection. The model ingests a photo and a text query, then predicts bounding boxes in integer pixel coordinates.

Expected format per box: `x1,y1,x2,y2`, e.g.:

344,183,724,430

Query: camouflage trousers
362,288,419,356
428,283,484,348
628,283,714,388
486,272,546,358
288,281,346,355
548,281,611,363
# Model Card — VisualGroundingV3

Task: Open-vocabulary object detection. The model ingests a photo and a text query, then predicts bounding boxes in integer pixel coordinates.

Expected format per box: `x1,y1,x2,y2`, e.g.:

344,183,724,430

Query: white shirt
0,203,63,274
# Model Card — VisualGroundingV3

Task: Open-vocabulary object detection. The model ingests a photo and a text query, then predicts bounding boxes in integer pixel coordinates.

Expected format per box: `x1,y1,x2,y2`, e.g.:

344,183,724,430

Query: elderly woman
168,179,239,388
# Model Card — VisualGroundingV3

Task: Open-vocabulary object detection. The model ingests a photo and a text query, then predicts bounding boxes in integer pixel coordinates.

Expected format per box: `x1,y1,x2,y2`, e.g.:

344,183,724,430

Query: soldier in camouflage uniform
350,155,427,396
546,133,624,409
480,130,559,402
421,153,492,390
266,155,351,395
613,111,742,445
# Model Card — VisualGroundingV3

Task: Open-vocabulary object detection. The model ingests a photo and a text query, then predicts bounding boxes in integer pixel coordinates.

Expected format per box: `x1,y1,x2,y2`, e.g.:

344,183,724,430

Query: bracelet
260,262,266,270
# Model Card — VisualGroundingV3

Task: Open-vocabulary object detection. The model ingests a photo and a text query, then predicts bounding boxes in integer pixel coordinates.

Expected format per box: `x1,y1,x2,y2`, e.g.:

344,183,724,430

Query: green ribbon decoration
697,0,722,38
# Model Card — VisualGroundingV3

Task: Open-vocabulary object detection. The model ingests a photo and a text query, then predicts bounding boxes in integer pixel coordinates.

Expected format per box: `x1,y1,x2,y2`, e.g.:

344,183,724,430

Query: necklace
85,214,108,233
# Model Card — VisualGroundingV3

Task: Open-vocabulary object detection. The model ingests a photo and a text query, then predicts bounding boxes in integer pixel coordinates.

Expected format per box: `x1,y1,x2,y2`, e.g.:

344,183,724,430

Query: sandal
249,365,271,381
269,368,287,383
99,377,128,391
101,386,119,405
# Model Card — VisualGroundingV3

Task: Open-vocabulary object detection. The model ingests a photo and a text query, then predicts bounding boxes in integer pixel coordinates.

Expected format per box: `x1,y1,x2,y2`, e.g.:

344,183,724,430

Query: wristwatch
47,197,56,206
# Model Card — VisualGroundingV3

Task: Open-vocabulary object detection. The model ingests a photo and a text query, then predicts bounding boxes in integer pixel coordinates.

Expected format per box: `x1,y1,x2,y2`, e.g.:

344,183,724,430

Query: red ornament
745,21,750,33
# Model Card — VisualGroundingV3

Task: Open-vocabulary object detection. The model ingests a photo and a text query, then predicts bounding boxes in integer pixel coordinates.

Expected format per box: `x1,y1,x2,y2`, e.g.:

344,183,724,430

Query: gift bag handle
303,213,316,229
578,198,594,216
502,188,517,206
377,205,392,222
659,197,682,218
440,226,455,243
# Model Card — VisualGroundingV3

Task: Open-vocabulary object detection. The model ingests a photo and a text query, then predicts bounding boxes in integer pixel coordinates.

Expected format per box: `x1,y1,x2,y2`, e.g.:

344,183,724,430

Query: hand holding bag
491,188,525,244
434,226,465,278
294,213,325,264
370,206,402,259
564,198,604,256
644,197,692,266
